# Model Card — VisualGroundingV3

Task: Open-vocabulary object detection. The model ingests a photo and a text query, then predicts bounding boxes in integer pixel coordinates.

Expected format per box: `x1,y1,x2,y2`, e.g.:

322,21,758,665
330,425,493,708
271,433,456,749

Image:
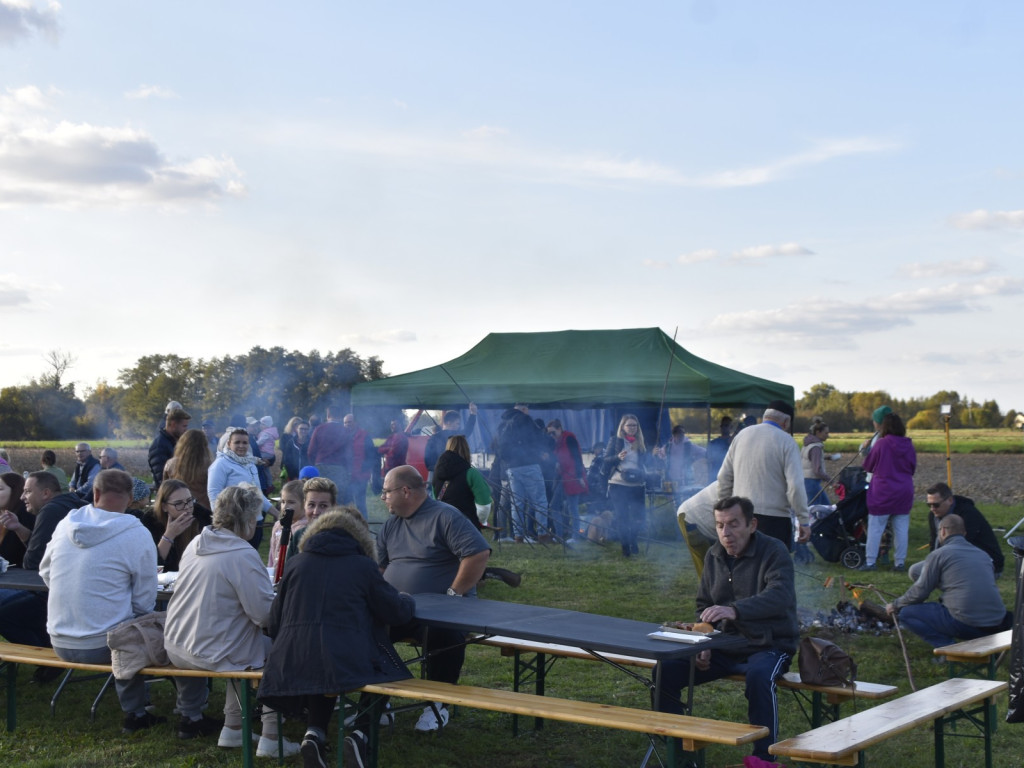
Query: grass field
1,492,1022,767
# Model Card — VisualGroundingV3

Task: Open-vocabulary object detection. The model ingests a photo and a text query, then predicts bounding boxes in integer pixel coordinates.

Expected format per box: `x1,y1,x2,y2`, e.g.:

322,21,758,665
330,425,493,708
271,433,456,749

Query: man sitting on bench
656,496,798,765
886,513,1011,648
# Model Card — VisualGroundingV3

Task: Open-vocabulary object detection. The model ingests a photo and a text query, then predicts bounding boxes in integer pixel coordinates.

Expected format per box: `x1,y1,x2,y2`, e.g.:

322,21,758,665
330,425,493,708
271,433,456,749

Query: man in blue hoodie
40,469,162,734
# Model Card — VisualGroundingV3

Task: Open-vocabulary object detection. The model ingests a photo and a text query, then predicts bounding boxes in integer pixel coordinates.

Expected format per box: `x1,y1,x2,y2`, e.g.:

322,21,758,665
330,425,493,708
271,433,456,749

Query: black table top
412,593,744,661
0,568,46,592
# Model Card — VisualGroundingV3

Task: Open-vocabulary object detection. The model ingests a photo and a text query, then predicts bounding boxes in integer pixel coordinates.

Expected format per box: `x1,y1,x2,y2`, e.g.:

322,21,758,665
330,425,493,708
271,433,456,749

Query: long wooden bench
769,677,1007,768
0,643,267,768
355,676,767,768
476,634,897,729
2,642,767,768
935,629,1012,679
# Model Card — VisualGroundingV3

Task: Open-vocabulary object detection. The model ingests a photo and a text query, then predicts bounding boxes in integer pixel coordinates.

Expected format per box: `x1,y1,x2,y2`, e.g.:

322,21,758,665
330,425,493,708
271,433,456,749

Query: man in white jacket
40,469,161,734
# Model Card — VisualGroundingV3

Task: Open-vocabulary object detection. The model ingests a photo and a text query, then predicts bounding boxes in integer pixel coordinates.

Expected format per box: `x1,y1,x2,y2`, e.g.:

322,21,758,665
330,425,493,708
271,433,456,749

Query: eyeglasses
169,497,196,511
926,500,948,509
380,487,406,498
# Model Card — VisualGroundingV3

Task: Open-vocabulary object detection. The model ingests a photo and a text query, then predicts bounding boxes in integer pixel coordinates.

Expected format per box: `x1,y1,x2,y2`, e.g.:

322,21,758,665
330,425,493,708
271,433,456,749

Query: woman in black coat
258,506,413,767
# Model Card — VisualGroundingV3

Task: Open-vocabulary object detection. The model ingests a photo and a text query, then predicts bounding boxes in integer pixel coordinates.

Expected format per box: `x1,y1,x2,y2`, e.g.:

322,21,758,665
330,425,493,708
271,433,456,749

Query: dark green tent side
351,328,792,411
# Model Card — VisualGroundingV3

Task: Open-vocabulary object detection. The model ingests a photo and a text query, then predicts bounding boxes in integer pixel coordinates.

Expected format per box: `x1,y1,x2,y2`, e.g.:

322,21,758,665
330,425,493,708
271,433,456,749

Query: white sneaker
379,701,394,726
256,735,301,758
217,726,260,748
414,703,449,732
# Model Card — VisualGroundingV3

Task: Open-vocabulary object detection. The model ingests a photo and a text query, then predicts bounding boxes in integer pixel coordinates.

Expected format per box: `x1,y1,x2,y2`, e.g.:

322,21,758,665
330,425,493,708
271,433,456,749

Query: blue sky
2,1,1022,414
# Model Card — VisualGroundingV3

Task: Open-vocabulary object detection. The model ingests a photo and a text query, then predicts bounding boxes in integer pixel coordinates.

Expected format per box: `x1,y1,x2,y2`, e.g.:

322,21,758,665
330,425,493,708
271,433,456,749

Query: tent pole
654,326,679,449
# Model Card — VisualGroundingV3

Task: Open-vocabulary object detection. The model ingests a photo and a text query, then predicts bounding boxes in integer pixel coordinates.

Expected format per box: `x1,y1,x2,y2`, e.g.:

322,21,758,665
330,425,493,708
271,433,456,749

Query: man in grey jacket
887,513,1011,647
657,496,797,763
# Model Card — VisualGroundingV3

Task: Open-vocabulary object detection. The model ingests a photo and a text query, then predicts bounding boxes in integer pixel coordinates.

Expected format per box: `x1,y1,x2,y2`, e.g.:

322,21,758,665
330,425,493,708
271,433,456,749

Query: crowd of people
0,397,1013,768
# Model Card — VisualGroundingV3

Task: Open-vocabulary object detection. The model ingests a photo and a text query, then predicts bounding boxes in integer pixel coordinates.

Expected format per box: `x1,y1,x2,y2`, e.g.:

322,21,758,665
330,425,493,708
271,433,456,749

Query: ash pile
799,600,895,635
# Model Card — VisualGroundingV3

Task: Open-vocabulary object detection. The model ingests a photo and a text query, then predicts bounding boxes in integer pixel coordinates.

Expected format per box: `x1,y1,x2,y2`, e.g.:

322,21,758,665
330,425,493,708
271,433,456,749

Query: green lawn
1,497,1022,767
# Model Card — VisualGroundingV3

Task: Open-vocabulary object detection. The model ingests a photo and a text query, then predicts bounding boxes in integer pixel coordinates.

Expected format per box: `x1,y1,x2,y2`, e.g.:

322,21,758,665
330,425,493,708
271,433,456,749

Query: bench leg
5,661,15,731
934,712,945,768
239,680,254,768
90,673,115,720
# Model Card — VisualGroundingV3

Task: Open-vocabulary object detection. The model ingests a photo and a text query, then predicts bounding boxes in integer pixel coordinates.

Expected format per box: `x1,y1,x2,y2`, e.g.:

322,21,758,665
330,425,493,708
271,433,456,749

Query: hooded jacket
39,505,156,650
862,434,916,516
164,525,275,672
432,450,491,530
258,509,414,708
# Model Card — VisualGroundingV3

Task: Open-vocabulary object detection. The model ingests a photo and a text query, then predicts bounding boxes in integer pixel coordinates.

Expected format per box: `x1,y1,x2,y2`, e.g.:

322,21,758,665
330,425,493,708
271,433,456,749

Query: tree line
0,352,1017,441
0,348,390,440
792,382,1018,433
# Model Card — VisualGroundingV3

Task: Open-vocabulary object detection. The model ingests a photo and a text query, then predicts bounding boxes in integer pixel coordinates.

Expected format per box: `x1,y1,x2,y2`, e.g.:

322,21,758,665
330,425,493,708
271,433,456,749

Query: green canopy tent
351,328,793,411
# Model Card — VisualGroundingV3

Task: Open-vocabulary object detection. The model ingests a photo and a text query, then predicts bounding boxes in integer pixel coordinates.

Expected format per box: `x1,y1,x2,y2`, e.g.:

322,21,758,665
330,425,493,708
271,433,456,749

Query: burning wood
799,600,894,633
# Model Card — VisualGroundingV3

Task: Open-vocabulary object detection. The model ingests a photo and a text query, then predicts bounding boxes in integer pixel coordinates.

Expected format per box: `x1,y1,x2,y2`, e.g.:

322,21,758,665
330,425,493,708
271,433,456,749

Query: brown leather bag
798,636,857,688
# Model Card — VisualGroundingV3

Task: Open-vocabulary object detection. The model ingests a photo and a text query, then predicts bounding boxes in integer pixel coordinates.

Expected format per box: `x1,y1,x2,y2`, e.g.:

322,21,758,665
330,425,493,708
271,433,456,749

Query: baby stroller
810,488,870,569
809,466,888,569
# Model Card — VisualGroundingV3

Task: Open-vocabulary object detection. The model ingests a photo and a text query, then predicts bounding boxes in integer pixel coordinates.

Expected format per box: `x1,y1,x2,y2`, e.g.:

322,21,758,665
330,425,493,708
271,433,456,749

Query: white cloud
392,99,408,110
0,275,32,307
0,93,247,207
124,84,178,100
897,257,995,279
706,276,1024,345
350,329,417,345
318,127,895,189
677,248,719,264
950,209,1024,230
0,0,60,46
463,125,508,139
731,242,814,261
642,258,671,269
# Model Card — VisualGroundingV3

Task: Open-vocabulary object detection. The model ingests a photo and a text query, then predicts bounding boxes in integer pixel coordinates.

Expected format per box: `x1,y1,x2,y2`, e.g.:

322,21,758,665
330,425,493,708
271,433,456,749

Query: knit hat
298,466,320,479
872,405,892,425
260,416,273,427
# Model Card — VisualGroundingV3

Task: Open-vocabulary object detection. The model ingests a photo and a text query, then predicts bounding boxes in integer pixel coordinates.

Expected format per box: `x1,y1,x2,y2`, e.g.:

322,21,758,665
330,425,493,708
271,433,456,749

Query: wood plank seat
476,635,897,728
769,677,1007,768
935,630,1012,679
355,677,767,768
0,643,265,768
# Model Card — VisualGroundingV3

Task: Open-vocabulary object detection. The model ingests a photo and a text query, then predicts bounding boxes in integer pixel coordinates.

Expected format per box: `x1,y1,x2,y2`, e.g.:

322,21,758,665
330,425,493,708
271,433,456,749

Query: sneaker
122,711,167,734
892,563,905,572
31,665,63,683
257,734,301,758
342,730,367,768
483,567,522,588
379,701,394,727
217,726,261,748
414,703,449,732
177,714,223,739
301,730,328,768
857,564,876,572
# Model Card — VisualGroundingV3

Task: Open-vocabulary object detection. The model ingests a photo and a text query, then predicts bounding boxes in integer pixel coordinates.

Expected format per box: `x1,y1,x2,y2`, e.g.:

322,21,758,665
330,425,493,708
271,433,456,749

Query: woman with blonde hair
601,414,650,557
164,429,213,510
141,478,212,572
431,435,493,530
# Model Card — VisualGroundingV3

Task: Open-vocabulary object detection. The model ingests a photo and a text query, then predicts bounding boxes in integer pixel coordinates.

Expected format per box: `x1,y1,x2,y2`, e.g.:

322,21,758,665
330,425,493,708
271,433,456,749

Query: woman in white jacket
207,428,274,548
164,485,299,756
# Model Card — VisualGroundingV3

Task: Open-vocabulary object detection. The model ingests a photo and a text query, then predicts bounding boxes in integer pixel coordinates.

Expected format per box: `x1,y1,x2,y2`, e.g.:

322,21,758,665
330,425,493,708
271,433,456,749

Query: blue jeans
550,485,582,540
349,479,369,519
898,602,1010,648
0,589,49,646
53,645,149,716
657,648,791,760
506,465,548,540
866,513,909,566
804,478,827,506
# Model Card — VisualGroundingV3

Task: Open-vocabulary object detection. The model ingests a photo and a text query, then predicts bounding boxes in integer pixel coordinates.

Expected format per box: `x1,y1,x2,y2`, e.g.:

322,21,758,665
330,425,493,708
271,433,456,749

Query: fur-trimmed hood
299,508,375,559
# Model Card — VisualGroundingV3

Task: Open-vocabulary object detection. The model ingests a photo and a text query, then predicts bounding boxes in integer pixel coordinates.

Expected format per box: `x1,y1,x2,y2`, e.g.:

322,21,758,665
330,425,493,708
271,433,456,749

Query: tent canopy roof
351,328,793,410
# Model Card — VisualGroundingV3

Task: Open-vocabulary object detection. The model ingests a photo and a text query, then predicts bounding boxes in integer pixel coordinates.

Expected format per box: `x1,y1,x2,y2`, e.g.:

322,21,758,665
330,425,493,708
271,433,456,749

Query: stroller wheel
841,547,864,570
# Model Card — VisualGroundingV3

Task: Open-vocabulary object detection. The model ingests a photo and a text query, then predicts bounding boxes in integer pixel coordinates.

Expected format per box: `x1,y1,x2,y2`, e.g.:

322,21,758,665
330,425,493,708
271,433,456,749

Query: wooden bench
476,635,897,729
935,630,1012,679
0,643,268,768
355,676,768,768
769,677,1007,768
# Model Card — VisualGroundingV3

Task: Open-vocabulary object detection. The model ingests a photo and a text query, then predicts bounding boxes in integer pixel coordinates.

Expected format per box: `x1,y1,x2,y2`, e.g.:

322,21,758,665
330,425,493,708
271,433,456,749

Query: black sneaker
32,666,63,683
301,730,327,768
177,714,224,739
342,729,367,768
122,712,167,734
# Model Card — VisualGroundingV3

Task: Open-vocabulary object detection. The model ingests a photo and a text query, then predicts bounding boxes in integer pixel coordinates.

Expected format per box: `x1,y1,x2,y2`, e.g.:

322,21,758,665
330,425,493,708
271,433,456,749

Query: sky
1,1,1022,414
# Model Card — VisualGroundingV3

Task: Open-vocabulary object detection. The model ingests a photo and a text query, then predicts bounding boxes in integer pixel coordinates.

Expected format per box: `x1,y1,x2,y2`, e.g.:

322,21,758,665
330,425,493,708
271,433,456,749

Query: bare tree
40,349,77,390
